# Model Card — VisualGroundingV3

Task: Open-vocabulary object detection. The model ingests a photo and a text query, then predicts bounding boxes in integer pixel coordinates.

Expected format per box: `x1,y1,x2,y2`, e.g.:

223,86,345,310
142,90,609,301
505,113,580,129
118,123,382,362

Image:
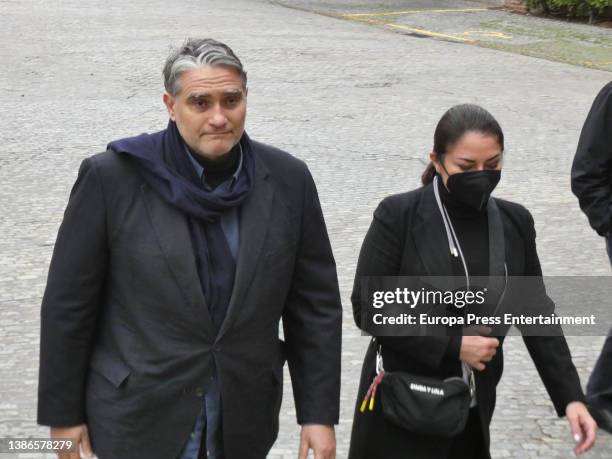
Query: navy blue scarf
108,120,255,331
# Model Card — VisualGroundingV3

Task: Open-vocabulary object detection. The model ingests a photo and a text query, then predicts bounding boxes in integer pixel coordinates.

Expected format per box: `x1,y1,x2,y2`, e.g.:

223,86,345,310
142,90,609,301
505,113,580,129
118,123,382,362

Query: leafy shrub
523,0,612,18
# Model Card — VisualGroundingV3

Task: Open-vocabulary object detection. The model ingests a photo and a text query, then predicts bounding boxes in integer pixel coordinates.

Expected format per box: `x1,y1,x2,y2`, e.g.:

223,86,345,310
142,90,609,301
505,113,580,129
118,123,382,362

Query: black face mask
445,169,501,211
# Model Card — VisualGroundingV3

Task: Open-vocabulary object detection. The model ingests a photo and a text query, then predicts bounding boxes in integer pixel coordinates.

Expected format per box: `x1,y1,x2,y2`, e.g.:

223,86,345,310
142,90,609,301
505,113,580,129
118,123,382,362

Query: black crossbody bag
373,343,473,438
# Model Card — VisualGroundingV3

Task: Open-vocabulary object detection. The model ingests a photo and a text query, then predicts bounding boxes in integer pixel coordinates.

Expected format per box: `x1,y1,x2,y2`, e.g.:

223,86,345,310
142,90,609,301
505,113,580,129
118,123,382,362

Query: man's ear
163,92,176,121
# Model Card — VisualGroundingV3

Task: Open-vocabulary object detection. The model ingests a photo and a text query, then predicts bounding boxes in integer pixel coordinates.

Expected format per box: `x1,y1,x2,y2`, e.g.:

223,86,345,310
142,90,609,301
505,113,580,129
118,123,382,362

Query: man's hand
298,424,335,459
51,424,95,459
566,401,597,455
459,336,499,370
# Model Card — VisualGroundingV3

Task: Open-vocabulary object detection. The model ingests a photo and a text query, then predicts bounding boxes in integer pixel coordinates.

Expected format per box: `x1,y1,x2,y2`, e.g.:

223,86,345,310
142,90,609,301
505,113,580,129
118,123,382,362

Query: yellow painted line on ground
340,8,488,18
582,60,612,66
459,30,513,39
385,23,475,42
344,15,476,43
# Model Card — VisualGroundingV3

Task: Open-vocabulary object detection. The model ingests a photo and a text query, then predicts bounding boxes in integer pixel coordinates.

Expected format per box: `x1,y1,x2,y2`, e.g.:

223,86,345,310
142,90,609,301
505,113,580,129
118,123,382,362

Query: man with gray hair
37,38,342,459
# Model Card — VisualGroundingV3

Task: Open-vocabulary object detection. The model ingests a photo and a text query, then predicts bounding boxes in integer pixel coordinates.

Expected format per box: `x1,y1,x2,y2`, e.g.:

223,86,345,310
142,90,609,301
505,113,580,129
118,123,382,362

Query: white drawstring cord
432,175,470,289
433,175,458,258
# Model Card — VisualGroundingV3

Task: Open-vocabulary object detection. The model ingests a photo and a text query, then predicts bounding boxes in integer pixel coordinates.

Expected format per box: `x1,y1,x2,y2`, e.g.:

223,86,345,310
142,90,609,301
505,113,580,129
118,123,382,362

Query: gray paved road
0,0,611,457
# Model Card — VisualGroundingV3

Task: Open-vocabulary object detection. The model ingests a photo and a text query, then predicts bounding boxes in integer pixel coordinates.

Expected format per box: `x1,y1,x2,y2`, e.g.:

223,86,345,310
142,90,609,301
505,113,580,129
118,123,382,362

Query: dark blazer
348,183,584,459
37,140,342,459
571,81,612,236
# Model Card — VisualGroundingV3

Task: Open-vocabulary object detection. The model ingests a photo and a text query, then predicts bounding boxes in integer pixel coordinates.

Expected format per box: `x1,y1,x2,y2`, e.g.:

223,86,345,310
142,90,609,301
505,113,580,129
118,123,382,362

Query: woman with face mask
348,104,597,459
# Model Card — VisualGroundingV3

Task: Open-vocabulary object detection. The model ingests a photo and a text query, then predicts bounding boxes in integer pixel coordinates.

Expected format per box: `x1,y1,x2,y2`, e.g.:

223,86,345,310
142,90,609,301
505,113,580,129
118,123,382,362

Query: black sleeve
520,210,585,417
571,81,612,236
351,196,461,368
282,166,342,425
37,158,108,426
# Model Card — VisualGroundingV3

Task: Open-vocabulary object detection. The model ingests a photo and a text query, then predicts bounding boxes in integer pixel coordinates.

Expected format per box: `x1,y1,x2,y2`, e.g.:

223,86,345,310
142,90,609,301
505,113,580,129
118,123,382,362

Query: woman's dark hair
421,104,504,185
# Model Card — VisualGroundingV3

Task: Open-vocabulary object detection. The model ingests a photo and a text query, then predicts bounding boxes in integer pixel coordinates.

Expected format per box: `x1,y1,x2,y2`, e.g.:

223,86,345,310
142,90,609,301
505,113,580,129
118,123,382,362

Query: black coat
571,81,612,236
37,140,342,459
348,183,584,459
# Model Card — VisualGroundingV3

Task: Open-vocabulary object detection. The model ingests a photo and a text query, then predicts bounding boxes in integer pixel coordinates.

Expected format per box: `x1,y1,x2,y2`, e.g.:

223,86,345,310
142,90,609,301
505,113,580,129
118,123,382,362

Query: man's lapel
140,183,215,338
216,154,274,341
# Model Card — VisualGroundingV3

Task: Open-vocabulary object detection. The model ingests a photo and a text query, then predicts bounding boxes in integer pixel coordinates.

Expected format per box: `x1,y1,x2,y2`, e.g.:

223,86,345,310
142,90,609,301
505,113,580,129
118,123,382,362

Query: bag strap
375,338,476,396
375,341,384,375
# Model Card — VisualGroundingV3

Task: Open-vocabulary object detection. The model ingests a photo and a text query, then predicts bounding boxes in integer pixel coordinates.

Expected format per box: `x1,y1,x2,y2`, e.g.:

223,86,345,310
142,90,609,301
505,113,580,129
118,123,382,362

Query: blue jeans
178,376,224,459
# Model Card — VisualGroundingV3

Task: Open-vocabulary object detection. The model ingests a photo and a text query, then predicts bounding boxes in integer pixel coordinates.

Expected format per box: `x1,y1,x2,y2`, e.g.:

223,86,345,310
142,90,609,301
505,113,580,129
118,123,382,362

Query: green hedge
524,0,612,18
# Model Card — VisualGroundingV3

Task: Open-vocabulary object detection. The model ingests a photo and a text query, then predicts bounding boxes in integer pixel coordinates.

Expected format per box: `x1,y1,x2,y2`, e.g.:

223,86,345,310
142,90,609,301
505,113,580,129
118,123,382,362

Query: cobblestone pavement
0,0,611,457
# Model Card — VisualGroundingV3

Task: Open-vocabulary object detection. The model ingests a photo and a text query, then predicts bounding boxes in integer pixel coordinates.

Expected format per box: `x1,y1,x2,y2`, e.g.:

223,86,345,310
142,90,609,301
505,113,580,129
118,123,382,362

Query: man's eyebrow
223,88,244,96
187,89,243,100
187,92,211,101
